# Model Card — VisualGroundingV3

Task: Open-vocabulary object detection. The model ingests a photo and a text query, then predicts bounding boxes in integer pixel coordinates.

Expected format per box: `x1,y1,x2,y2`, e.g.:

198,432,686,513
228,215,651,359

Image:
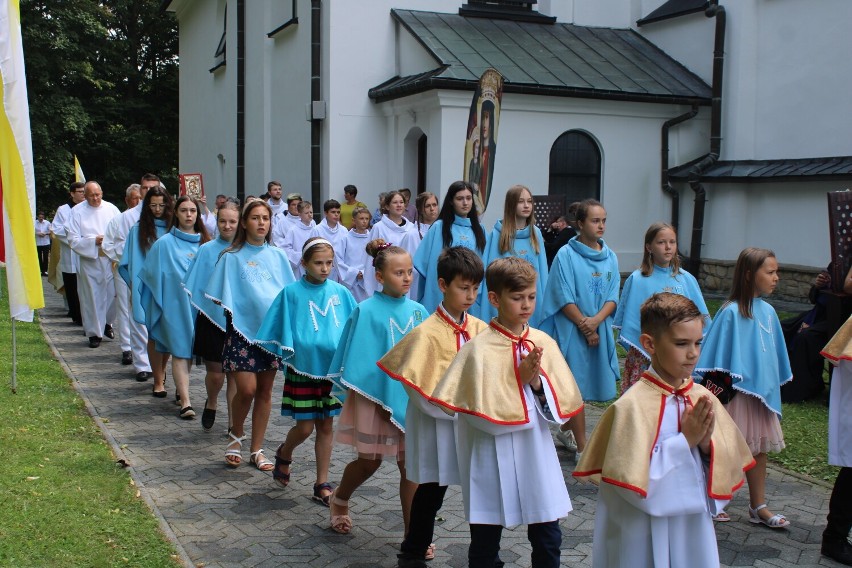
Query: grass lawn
600,297,840,483
0,274,179,567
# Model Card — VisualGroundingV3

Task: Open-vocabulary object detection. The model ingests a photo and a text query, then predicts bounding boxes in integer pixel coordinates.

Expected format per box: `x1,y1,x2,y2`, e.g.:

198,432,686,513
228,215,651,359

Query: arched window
548,131,601,204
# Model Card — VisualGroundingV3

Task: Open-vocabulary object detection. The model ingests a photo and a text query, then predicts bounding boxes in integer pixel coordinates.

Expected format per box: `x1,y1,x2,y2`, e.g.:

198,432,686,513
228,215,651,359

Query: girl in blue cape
696,247,792,528
183,199,240,432
540,198,619,457
479,184,549,326
118,187,172,396
139,196,210,420
201,201,296,470
364,191,420,298
326,240,427,536
255,237,357,506
414,181,487,313
613,222,709,394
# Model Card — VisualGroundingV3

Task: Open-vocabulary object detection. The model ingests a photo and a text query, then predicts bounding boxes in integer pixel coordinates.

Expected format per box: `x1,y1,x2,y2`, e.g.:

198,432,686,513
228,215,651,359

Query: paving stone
37,292,839,567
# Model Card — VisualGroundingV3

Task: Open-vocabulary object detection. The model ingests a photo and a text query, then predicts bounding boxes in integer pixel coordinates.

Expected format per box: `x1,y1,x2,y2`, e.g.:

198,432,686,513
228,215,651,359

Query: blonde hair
497,185,539,255
640,222,680,277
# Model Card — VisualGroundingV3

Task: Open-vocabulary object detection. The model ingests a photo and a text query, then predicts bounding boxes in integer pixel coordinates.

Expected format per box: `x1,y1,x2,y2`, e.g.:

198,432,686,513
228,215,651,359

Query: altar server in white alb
68,181,121,347
819,313,852,566
574,293,754,568
430,257,583,568
310,199,351,284
51,181,86,325
104,174,161,376
102,183,142,367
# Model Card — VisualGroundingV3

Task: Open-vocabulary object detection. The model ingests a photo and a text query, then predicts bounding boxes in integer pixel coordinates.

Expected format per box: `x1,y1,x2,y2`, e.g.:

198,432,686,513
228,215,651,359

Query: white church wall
698,181,835,269
172,0,236,198
323,0,461,204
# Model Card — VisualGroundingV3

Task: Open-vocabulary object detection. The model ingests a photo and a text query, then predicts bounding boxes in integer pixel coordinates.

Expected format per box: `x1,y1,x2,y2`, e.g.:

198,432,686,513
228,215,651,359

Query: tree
22,0,178,215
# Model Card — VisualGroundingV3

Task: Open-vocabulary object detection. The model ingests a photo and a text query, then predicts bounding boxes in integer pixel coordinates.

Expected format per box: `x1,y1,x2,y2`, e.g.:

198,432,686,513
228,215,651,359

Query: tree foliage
22,0,178,215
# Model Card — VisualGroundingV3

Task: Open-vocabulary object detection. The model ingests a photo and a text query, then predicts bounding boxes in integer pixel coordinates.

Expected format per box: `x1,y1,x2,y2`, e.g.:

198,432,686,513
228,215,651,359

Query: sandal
250,449,275,472
312,482,334,507
713,511,731,522
329,489,352,534
748,504,790,529
425,543,436,561
273,444,291,487
225,432,244,468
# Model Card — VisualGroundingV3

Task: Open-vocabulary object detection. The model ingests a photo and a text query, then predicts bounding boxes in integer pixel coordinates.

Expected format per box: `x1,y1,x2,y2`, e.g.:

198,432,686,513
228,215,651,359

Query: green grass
0,273,179,567
596,296,839,482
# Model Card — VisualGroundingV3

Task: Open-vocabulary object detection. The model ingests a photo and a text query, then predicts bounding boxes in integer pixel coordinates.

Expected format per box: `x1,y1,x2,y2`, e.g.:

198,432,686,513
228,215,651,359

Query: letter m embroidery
389,316,416,346
309,296,342,331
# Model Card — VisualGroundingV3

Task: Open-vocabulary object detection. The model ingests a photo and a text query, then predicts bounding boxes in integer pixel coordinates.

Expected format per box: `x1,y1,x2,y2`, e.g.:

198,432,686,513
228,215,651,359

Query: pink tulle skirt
335,391,405,461
725,393,785,455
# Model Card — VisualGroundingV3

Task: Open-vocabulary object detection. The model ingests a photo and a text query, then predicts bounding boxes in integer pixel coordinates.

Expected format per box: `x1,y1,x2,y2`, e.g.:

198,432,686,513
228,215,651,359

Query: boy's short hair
485,257,537,295
437,246,485,286
640,292,703,338
352,206,371,219
324,199,341,212
297,200,313,213
286,193,302,204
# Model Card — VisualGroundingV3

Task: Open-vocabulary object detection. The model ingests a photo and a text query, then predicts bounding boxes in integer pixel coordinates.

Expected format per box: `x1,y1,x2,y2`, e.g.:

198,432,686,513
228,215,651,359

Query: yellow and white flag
0,0,44,321
74,154,85,183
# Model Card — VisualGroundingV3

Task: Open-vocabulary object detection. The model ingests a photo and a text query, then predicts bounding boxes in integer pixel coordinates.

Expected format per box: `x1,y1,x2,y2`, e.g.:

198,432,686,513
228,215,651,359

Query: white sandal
225,432,244,468
748,504,790,529
250,449,275,472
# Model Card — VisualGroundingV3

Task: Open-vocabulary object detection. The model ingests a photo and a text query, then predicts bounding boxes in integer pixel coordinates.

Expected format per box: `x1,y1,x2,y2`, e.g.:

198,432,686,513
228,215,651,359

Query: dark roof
369,9,711,105
668,156,852,183
637,0,708,27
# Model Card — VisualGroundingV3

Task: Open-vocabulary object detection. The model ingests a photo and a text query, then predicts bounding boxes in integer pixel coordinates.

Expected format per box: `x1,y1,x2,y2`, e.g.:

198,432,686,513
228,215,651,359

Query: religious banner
74,154,86,183
463,68,503,214
179,173,205,200
0,0,44,322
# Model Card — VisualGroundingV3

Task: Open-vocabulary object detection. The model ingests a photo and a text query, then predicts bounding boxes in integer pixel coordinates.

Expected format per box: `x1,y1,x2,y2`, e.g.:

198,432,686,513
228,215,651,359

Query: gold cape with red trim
429,321,584,425
377,310,488,399
573,372,755,498
822,315,852,362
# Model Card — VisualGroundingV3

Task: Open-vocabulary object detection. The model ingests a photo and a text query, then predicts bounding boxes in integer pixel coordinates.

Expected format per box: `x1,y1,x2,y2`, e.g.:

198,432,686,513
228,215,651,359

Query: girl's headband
302,238,333,254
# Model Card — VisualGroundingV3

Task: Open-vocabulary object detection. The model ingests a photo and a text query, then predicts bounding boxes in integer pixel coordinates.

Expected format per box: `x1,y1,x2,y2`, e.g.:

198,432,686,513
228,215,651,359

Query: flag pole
10,317,16,393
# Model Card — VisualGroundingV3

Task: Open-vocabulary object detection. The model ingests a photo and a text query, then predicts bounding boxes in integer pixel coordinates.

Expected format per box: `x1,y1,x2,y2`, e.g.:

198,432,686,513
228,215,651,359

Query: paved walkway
39,289,843,567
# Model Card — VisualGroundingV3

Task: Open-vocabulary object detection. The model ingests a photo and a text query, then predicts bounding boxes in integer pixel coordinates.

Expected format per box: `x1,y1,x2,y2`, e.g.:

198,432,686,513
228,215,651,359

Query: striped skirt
281,367,342,420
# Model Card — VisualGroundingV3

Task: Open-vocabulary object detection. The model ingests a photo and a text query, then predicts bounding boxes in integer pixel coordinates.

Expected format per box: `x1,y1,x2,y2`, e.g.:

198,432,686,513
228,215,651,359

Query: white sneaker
574,450,582,464
556,430,577,452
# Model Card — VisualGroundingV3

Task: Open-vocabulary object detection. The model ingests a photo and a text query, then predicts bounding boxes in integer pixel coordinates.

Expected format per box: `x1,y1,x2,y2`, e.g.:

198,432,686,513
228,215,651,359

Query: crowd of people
42,175,850,567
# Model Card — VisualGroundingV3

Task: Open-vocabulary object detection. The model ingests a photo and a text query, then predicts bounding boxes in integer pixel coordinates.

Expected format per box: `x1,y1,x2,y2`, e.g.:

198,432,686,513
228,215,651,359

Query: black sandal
312,482,334,507
272,444,291,488
201,399,216,431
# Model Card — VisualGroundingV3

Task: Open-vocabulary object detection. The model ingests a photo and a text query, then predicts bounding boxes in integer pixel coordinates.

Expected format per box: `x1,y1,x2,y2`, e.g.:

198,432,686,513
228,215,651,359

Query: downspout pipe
687,1,725,275
661,105,699,232
236,0,246,203
310,0,321,210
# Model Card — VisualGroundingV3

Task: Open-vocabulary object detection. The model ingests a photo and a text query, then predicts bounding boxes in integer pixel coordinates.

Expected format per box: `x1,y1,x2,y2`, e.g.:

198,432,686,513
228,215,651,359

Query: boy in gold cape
574,293,754,568
378,247,488,567
430,257,583,568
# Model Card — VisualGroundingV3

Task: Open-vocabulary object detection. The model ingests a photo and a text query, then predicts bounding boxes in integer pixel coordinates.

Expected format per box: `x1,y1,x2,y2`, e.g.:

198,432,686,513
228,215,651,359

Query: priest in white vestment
68,182,121,347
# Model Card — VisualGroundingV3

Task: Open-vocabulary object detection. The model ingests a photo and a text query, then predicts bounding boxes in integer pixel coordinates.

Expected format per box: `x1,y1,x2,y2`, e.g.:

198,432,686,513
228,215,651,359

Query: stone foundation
697,258,820,303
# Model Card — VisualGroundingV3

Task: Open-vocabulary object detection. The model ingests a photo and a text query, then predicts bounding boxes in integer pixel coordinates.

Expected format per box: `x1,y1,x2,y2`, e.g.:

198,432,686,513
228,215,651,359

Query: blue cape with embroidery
613,265,710,358
414,215,484,313
138,228,201,358
118,219,167,324
201,242,296,342
328,292,428,432
256,278,357,379
478,220,549,327
540,236,620,401
695,299,792,415
182,236,231,331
